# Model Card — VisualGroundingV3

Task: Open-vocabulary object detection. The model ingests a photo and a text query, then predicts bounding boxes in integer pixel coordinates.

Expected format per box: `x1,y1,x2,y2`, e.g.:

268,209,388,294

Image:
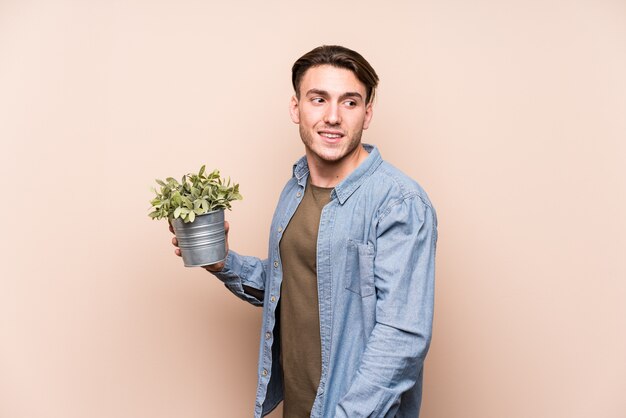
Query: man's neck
306,145,369,188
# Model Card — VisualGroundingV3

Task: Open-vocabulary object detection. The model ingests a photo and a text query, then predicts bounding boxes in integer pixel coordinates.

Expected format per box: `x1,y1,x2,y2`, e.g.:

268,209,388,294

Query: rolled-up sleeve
212,250,268,307
336,195,438,417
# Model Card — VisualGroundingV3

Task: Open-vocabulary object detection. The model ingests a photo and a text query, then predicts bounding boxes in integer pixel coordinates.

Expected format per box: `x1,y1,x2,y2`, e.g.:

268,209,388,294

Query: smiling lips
319,130,344,142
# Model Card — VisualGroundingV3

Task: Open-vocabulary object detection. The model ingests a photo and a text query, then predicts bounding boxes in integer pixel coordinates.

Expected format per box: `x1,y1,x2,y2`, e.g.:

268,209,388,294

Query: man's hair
291,45,379,104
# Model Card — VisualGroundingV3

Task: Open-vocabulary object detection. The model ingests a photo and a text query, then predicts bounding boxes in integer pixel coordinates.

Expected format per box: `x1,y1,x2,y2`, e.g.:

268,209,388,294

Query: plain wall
1,1,625,417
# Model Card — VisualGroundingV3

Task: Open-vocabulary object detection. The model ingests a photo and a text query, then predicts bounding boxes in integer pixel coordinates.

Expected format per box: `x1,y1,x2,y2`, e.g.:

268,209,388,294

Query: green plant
149,165,242,223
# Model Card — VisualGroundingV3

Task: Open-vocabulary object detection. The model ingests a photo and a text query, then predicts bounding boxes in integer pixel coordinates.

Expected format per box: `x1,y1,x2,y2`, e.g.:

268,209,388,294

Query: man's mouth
318,131,344,139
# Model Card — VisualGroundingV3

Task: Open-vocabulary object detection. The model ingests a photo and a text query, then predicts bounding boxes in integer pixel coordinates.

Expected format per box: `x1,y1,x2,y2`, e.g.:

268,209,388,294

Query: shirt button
296,191,302,198
265,332,271,340
262,369,268,376
278,226,283,232
270,296,276,303
273,261,279,268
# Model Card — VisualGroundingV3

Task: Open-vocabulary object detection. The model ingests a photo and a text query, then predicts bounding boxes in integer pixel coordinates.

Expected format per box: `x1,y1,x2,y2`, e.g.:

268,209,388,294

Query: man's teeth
321,133,341,138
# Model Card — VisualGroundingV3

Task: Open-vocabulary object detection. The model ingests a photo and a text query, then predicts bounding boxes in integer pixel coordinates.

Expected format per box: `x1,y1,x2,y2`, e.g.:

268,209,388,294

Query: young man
171,45,437,417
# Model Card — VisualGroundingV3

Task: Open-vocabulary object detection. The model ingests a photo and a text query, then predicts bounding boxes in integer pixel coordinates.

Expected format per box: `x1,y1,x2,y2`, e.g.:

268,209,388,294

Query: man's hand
169,220,230,272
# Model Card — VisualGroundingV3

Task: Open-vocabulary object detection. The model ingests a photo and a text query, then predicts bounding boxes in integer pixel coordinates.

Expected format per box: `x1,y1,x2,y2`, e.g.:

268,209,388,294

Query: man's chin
309,146,346,162
303,138,362,164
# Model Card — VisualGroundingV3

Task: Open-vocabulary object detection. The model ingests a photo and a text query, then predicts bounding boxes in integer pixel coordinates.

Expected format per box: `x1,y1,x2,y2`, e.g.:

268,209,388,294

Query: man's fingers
203,261,225,272
171,236,181,257
224,220,229,235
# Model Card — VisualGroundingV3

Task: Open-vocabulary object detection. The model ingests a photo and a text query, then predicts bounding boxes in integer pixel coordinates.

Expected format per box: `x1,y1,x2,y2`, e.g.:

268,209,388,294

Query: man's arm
336,196,437,417
170,221,266,306
210,250,267,306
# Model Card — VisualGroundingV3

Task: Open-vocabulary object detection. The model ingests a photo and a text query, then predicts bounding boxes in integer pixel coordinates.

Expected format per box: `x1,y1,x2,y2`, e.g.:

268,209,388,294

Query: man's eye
312,98,325,104
344,100,357,107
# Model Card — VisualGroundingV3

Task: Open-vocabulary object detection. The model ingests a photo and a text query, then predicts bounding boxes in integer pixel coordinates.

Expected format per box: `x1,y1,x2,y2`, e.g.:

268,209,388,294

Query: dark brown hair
291,45,379,104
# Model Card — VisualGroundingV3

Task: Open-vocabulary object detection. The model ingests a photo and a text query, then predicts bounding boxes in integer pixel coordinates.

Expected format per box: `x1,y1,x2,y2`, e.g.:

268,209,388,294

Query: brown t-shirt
279,177,332,417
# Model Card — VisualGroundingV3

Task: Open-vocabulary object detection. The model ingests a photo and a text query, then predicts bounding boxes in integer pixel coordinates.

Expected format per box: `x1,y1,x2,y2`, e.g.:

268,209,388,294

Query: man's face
289,65,373,166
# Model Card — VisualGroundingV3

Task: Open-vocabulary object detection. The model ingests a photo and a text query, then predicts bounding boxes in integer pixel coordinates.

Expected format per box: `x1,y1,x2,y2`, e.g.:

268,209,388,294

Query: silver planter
171,209,226,267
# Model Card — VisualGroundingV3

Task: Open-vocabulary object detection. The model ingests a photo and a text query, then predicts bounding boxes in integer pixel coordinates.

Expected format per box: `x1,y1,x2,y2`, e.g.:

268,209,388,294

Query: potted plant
149,165,242,267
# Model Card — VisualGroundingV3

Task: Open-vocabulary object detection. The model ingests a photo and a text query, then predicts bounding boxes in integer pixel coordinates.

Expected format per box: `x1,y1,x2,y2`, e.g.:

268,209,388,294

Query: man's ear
363,102,374,130
289,95,300,124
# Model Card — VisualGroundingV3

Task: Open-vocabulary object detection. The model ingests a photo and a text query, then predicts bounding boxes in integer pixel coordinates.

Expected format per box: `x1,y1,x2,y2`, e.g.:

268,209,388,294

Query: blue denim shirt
214,144,437,417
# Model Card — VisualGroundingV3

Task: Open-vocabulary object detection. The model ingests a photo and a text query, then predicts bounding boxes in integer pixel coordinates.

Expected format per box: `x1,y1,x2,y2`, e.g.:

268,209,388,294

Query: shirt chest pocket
344,239,375,297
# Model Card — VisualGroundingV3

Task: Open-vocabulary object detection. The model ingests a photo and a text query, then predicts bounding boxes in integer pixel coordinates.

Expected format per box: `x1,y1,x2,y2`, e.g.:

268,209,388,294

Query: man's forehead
299,65,367,96
304,88,363,100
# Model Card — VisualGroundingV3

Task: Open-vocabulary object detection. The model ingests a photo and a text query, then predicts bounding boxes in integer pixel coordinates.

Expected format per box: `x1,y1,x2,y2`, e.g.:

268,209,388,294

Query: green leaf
149,166,243,221
182,196,193,209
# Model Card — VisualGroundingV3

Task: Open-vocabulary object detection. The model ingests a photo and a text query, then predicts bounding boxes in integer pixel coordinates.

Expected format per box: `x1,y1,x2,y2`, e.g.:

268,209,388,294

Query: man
171,45,437,417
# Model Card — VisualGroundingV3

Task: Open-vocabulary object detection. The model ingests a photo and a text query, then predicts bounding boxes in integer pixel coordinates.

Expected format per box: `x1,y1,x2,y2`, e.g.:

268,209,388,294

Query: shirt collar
292,144,383,205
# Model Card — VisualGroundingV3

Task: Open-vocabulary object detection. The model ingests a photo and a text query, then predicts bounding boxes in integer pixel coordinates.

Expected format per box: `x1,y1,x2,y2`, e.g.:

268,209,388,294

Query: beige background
1,0,625,417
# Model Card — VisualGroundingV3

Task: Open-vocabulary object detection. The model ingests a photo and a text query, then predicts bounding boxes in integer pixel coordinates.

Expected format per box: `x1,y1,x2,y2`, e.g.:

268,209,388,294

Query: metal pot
170,209,226,267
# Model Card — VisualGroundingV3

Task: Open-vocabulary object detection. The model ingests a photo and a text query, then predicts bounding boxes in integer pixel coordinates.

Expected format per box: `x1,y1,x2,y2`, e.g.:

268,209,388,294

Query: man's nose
324,103,341,125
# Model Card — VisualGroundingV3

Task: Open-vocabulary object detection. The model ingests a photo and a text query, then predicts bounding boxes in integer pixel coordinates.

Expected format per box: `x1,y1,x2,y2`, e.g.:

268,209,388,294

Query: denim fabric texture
214,144,438,417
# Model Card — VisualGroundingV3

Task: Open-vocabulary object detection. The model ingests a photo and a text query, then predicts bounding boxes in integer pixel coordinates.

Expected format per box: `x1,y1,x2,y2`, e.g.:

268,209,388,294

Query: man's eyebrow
339,92,363,101
305,89,363,101
305,88,329,97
